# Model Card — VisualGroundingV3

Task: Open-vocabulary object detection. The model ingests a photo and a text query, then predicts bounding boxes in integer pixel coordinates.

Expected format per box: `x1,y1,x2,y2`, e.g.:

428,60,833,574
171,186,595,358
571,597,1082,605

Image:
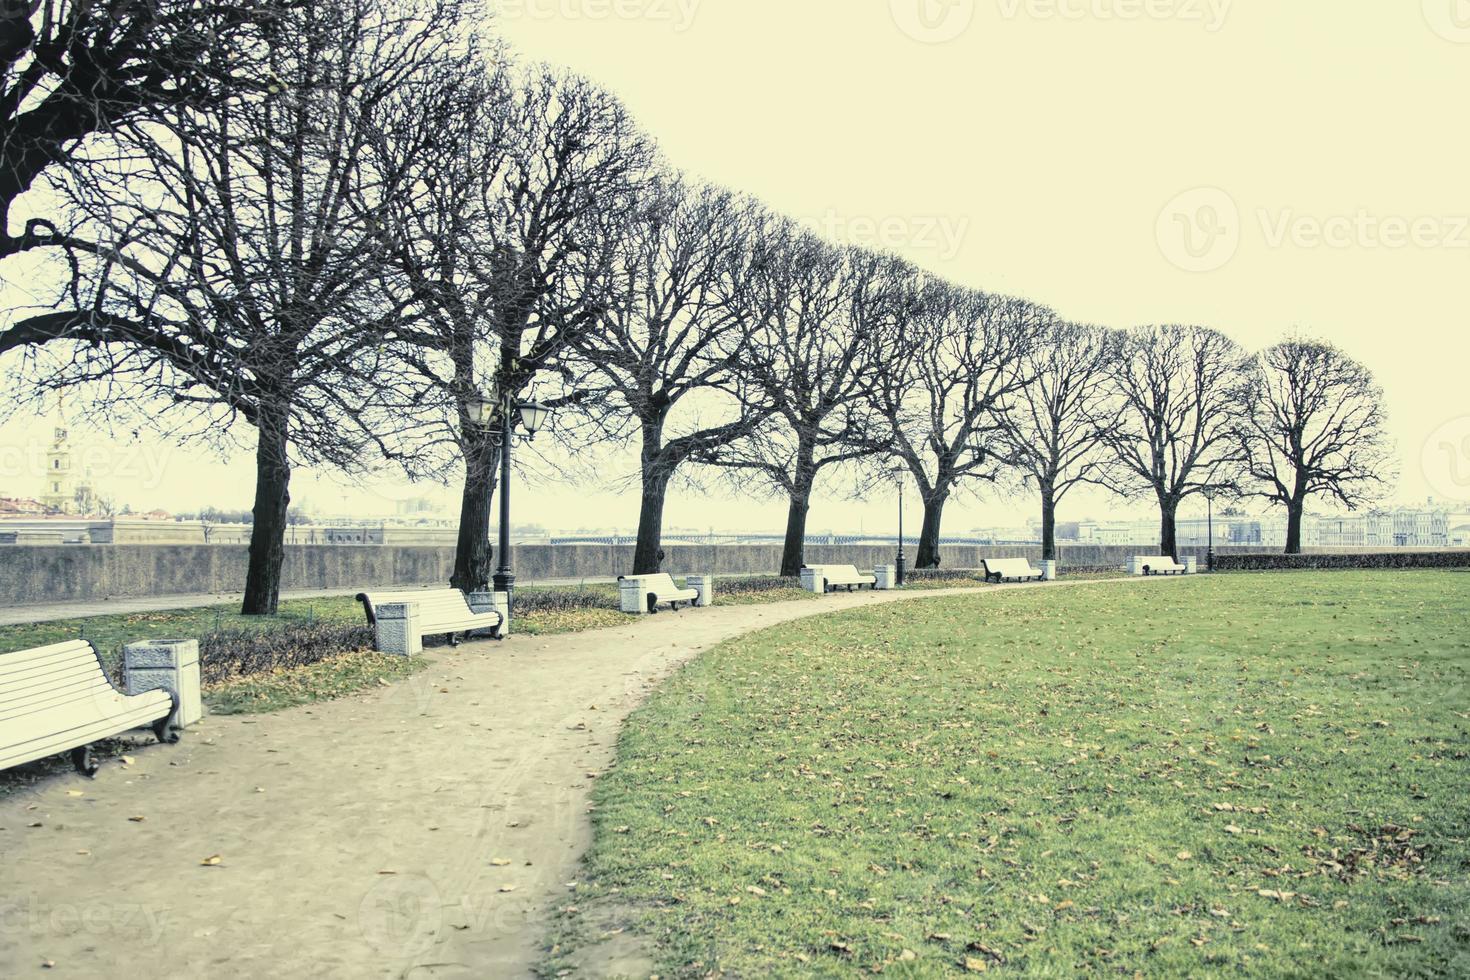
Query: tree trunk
915,488,949,569
242,412,291,616
450,427,500,592
632,416,669,575
1159,495,1179,562
1040,483,1057,561
1284,498,1305,554
779,443,818,578
780,483,816,578
633,474,669,575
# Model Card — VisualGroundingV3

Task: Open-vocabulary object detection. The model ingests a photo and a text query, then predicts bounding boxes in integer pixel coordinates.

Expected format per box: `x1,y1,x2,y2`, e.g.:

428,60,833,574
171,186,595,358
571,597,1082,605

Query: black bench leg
153,691,181,744
152,716,180,744
71,745,98,778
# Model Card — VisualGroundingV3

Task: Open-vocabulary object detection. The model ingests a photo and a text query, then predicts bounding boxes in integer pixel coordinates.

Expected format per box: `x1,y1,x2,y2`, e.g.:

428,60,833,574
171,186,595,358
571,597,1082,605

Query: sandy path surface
0,578,1166,978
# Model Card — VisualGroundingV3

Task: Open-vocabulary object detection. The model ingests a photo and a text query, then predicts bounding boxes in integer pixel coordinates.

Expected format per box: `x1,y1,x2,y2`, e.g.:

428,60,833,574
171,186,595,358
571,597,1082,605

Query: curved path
0,577,1170,978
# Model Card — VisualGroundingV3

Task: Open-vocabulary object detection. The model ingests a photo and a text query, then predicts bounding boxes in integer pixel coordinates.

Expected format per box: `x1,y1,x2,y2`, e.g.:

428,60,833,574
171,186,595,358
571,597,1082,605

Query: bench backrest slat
0,642,110,716
621,574,679,594
0,640,97,675
358,589,491,624
985,558,1037,575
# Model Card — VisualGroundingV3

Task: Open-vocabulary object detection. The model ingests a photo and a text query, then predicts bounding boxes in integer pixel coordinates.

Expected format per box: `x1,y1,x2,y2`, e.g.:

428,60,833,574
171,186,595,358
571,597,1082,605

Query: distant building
0,496,49,516
1068,505,1454,550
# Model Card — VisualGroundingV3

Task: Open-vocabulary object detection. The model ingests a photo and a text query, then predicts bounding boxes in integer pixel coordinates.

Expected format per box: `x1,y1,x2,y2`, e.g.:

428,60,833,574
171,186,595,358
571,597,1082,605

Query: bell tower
40,426,74,513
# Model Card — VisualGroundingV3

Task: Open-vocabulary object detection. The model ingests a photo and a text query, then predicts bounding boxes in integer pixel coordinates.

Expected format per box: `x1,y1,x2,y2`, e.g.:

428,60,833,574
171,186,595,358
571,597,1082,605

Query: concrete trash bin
124,638,203,729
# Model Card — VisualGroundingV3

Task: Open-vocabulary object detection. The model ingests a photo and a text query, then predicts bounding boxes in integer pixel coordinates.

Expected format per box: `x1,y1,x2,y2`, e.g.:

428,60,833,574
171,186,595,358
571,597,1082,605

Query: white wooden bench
1130,555,1187,576
356,588,504,655
801,564,877,593
618,573,700,614
2,639,180,777
982,557,1044,583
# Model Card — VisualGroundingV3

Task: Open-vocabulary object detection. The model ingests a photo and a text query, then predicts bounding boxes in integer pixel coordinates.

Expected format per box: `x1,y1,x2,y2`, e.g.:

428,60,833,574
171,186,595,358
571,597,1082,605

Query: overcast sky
2,1,1467,531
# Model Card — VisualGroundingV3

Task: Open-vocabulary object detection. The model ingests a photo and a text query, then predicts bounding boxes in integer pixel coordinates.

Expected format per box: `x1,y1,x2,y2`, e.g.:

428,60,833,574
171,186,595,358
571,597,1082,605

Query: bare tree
0,0,270,264
1103,324,1250,559
996,320,1120,560
565,178,768,574
857,279,1045,568
371,63,651,591
0,0,473,614
718,229,900,576
1238,337,1394,553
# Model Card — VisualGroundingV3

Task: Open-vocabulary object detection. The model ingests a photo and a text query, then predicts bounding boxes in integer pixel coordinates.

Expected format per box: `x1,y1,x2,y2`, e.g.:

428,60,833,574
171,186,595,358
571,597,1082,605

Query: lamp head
466,390,497,427
517,400,550,438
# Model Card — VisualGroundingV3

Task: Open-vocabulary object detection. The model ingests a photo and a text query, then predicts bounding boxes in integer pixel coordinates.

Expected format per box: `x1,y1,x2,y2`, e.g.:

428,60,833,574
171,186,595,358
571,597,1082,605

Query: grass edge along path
546,571,1470,978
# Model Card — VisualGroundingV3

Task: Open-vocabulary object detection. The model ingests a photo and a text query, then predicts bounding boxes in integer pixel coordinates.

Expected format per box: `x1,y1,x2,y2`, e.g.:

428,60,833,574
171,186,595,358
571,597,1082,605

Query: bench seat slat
1,679,127,722
0,686,170,738
0,672,115,715
0,698,172,770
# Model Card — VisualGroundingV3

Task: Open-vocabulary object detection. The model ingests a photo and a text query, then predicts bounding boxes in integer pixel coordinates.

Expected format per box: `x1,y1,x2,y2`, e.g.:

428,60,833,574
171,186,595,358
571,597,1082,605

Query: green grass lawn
550,571,1470,978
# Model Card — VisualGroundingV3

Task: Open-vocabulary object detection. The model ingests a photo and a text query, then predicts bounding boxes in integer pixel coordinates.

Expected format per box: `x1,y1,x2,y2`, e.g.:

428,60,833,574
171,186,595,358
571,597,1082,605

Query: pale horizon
3,1,1467,533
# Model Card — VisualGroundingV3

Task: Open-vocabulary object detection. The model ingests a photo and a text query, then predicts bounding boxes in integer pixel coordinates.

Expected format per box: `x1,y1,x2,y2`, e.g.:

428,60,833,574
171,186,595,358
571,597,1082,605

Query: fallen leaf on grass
490,858,512,867
200,855,223,867
127,815,145,823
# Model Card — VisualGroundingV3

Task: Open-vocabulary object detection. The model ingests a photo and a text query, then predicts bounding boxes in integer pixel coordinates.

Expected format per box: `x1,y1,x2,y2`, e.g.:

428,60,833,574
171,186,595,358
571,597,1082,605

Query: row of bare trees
0,0,1395,615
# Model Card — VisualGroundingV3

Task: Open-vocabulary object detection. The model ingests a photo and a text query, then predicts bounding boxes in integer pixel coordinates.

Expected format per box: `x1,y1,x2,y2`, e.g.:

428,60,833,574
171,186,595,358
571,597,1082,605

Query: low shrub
198,622,375,685
717,575,803,597
1214,552,1470,572
513,588,621,614
904,567,984,582
1062,563,1128,575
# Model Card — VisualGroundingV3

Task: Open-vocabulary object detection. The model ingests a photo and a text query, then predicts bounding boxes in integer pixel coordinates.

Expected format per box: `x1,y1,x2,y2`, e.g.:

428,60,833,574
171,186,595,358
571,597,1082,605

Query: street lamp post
890,466,907,586
1205,488,1216,572
470,389,550,632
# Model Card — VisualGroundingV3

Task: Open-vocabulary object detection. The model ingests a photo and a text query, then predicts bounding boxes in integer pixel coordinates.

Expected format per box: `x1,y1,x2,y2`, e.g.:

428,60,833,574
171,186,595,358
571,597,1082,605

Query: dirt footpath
0,578,1165,978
